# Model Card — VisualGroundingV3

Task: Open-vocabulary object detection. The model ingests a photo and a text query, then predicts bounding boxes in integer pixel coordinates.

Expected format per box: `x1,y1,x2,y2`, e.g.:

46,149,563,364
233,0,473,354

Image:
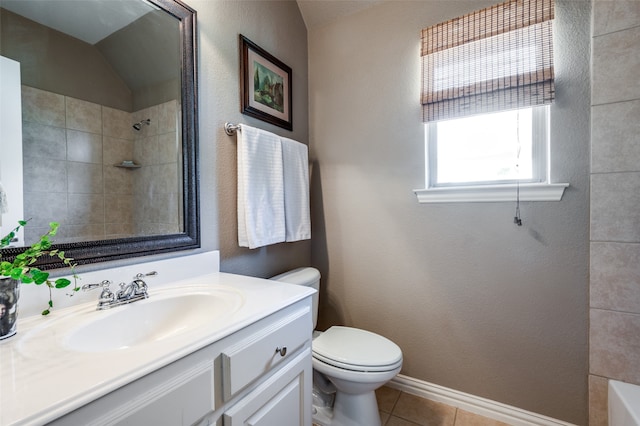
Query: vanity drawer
50,356,216,426
221,307,310,400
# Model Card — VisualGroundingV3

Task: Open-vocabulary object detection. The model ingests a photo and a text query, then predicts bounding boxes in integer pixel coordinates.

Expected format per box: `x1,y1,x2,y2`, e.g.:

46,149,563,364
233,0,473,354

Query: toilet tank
270,267,320,329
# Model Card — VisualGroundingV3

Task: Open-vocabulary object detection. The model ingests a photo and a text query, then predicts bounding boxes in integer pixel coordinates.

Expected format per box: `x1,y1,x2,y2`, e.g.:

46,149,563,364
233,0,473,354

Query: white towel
0,182,8,215
237,124,286,249
281,137,311,242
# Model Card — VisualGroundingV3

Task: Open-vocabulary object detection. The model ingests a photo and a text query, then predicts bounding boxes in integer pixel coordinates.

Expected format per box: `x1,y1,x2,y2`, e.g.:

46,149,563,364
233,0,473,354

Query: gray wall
0,8,133,111
308,1,590,424
190,0,311,278
589,1,640,424
1,0,311,278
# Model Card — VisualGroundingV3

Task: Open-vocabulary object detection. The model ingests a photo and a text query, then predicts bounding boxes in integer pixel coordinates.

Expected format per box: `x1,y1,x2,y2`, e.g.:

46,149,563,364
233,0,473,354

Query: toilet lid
312,326,402,372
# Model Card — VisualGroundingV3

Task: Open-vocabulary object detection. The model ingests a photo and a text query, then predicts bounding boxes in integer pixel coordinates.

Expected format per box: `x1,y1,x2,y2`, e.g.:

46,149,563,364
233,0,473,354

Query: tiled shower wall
589,1,640,425
21,85,180,245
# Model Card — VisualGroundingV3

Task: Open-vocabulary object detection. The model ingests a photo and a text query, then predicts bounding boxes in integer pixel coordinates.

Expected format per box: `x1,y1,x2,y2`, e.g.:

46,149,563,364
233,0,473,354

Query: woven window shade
421,0,555,122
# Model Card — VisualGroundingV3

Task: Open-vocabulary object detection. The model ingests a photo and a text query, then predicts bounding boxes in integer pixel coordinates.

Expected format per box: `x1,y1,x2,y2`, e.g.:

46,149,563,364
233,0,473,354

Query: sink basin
65,290,244,352
18,286,245,357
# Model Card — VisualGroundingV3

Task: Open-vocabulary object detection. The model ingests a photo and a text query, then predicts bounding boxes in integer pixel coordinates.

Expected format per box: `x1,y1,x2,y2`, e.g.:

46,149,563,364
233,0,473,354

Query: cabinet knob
275,346,287,357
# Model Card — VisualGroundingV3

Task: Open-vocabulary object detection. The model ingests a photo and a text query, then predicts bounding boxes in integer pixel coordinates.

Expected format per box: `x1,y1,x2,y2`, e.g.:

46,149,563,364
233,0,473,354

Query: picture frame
239,34,293,131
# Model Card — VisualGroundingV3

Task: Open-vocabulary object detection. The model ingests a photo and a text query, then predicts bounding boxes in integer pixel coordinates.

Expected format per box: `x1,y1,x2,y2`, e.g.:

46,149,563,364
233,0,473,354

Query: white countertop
0,269,314,426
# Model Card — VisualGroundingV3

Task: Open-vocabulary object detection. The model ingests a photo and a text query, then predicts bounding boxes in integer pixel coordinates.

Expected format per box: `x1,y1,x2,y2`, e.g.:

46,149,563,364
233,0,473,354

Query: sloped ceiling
296,0,385,29
1,0,153,44
1,0,177,92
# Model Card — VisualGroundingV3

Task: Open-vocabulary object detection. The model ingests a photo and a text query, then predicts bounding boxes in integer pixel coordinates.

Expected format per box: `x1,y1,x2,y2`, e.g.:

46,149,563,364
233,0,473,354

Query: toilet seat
312,326,403,373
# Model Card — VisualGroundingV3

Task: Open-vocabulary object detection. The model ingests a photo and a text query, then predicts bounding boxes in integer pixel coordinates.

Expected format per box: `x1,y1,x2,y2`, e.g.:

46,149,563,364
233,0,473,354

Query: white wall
308,1,590,423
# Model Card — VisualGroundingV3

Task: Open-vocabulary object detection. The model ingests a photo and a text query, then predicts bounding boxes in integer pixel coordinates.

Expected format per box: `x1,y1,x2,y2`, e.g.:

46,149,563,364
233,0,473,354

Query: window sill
413,183,569,203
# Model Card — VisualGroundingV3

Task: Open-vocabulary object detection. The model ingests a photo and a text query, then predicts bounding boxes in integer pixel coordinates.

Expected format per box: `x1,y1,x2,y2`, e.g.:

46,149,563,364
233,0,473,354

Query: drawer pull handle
275,346,287,357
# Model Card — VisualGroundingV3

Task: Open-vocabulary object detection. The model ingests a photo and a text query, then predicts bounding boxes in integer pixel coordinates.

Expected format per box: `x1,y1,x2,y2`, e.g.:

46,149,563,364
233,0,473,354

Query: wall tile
593,0,640,37
22,190,67,230
62,224,105,243
19,86,182,244
67,130,102,164
105,222,134,239
591,172,640,242
67,163,103,194
134,222,179,236
22,157,67,193
132,105,158,138
158,100,177,133
65,97,102,134
133,135,159,166
103,166,133,195
589,375,609,426
157,131,178,165
103,136,134,166
67,194,104,225
590,308,640,383
591,100,640,173
102,106,133,140
157,163,179,193
145,192,179,224
104,194,133,224
21,86,65,127
22,122,66,160
592,26,640,105
24,226,63,247
591,242,640,313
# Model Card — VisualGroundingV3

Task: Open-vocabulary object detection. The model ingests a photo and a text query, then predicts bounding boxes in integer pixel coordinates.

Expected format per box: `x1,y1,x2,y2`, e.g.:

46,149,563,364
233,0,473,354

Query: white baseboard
387,374,576,426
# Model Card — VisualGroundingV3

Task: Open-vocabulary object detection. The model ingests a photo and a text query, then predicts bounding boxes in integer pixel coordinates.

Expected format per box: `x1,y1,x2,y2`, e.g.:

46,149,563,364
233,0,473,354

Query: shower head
132,118,151,131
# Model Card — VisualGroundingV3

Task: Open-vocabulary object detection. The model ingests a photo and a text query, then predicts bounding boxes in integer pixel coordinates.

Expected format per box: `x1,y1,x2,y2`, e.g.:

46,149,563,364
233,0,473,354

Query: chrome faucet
81,280,116,309
83,271,157,310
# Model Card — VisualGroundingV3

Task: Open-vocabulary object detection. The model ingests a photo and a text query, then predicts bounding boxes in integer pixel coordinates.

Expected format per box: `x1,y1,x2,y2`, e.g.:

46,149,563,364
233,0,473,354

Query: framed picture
239,34,292,131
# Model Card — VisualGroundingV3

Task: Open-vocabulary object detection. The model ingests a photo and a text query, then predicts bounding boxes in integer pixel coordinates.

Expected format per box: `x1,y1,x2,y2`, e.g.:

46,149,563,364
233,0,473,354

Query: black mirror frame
1,0,200,269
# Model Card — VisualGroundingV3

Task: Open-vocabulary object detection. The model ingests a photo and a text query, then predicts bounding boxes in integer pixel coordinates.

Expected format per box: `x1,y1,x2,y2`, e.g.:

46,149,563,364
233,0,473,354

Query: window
415,0,568,203
427,106,548,187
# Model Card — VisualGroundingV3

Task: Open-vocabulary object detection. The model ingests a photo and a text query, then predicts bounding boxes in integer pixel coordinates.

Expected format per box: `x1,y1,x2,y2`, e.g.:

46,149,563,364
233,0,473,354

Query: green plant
0,220,80,315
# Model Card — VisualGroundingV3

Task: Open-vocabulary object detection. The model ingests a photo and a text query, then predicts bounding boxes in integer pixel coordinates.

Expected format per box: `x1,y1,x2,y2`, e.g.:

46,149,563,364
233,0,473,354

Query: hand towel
0,182,8,215
237,124,286,249
281,137,311,242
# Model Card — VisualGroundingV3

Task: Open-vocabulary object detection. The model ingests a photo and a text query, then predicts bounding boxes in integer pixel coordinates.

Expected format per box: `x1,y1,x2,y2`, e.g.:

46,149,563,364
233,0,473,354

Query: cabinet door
49,359,216,426
223,348,312,426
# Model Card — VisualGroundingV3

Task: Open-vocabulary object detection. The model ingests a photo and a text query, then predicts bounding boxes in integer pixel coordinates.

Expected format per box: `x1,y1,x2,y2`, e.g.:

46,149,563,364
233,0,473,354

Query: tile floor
314,386,511,426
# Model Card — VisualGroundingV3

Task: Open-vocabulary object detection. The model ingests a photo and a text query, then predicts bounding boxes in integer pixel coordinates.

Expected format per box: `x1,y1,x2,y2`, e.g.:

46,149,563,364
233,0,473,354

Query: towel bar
225,122,241,136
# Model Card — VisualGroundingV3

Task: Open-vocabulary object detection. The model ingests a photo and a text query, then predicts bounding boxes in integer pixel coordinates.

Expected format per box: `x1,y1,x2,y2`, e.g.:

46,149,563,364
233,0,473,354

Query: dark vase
0,277,20,340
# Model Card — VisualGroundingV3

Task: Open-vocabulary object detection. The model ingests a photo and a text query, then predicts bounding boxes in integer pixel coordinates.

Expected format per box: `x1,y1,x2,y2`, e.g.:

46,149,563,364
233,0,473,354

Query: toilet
271,267,403,426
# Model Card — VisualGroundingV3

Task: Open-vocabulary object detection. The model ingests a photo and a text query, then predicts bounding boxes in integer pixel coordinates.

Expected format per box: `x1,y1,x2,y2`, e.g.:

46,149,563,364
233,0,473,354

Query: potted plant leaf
0,220,80,340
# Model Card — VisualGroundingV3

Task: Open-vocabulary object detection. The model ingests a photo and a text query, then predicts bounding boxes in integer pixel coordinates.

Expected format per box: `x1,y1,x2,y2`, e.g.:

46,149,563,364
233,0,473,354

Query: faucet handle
135,271,158,279
81,280,112,291
82,280,115,309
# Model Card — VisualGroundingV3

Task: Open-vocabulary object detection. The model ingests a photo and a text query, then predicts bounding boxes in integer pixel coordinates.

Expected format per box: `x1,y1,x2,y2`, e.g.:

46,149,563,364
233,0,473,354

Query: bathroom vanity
0,252,314,425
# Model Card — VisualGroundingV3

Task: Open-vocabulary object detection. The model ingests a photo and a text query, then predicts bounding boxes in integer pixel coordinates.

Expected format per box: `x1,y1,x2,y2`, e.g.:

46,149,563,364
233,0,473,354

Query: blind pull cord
514,110,523,227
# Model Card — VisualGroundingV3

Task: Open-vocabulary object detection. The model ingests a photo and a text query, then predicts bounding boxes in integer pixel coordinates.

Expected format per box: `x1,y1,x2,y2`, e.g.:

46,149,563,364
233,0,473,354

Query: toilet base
311,390,381,426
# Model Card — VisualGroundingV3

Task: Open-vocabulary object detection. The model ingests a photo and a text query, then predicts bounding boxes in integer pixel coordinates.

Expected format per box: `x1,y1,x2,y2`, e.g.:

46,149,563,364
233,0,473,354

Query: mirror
0,0,199,268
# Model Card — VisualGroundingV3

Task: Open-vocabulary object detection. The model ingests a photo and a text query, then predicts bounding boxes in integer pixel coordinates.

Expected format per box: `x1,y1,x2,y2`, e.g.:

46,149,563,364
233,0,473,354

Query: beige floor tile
392,392,456,426
453,409,510,426
386,415,424,426
377,386,401,413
